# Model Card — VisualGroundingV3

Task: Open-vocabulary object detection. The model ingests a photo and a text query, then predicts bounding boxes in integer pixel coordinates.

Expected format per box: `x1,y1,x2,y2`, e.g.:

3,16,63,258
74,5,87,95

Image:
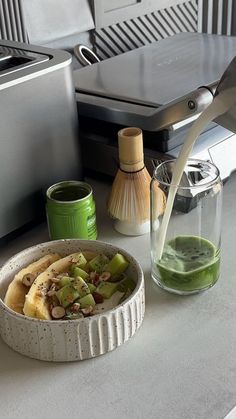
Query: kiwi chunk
72,266,89,281
58,276,73,288
87,283,96,293
89,254,109,273
72,277,90,298
78,293,96,308
72,252,87,268
56,285,80,308
96,281,118,299
106,253,129,277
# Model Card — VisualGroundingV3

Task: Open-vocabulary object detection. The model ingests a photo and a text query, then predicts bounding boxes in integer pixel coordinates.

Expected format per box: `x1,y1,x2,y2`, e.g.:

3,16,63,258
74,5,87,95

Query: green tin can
46,181,97,240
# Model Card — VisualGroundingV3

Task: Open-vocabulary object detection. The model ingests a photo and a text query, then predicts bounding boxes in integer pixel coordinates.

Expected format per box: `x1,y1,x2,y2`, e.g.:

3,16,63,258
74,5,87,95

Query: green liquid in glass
156,235,220,292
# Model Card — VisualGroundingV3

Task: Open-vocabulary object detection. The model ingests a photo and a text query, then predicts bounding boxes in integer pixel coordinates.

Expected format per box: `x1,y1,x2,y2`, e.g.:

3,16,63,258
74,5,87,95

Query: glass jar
151,159,222,295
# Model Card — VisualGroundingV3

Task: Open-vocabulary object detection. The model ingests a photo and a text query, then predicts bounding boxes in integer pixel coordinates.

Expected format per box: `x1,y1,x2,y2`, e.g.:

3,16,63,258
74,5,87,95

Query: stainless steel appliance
0,40,82,239
74,32,236,180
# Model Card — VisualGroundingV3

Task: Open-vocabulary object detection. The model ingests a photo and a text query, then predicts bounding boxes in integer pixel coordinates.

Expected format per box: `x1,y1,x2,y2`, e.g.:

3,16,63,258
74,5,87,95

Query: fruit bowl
0,239,145,362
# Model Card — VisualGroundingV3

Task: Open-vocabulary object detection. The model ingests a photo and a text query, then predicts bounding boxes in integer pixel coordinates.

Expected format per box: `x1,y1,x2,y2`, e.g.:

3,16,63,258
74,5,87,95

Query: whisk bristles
107,167,151,223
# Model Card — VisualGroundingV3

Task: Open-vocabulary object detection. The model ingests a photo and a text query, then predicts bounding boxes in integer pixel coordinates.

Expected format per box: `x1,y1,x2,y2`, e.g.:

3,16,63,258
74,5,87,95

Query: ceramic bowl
0,239,145,362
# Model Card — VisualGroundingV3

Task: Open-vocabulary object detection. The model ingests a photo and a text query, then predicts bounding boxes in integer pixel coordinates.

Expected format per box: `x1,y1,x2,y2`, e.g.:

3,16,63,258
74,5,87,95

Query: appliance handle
74,44,100,66
147,83,217,131
76,83,218,132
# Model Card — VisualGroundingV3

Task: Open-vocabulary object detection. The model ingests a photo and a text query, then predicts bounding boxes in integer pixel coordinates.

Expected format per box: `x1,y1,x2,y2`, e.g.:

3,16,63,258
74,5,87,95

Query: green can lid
46,180,93,204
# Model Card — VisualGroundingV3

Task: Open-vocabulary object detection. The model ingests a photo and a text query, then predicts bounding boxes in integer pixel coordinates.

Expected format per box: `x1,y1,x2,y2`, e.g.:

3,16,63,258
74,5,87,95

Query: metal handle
74,44,100,66
147,85,215,131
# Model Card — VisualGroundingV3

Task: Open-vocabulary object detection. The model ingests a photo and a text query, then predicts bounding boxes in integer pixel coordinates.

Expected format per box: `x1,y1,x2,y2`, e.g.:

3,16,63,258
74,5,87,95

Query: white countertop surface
0,173,236,419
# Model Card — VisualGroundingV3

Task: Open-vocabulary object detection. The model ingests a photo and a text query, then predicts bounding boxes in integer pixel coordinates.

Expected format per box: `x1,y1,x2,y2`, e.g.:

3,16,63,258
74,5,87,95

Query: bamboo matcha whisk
107,127,153,235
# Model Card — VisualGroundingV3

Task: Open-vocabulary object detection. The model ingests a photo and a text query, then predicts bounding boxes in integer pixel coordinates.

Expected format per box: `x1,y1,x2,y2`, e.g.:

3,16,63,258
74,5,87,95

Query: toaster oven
0,40,81,239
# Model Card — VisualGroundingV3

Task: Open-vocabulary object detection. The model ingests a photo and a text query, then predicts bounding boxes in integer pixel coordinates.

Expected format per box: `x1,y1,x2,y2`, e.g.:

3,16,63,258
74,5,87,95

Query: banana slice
4,253,61,315
23,253,80,320
82,250,97,261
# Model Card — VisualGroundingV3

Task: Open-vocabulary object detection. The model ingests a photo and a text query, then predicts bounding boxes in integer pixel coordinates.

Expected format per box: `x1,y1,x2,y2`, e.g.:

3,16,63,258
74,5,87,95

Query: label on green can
46,181,97,240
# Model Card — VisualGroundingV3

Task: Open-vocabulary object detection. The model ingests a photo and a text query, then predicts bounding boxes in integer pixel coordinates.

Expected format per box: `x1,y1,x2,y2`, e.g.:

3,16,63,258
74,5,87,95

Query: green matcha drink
155,235,220,293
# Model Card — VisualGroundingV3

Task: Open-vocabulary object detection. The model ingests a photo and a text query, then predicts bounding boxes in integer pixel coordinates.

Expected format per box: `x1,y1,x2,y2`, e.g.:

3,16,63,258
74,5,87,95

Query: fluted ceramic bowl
0,239,145,362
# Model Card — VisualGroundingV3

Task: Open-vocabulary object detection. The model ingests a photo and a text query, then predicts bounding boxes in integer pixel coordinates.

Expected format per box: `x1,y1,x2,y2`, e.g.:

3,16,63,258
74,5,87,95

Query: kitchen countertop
0,172,236,419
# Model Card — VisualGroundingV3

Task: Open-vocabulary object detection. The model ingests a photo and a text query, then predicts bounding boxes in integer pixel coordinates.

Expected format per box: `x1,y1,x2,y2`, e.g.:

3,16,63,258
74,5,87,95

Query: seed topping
22,273,36,287
51,306,66,319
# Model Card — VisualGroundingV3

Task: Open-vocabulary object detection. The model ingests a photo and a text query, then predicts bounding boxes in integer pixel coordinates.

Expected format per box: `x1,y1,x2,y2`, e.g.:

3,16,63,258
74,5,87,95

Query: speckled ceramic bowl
0,240,145,362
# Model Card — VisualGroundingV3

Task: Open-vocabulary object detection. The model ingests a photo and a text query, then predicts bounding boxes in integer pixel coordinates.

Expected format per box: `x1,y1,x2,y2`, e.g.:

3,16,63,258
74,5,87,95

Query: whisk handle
118,127,144,172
